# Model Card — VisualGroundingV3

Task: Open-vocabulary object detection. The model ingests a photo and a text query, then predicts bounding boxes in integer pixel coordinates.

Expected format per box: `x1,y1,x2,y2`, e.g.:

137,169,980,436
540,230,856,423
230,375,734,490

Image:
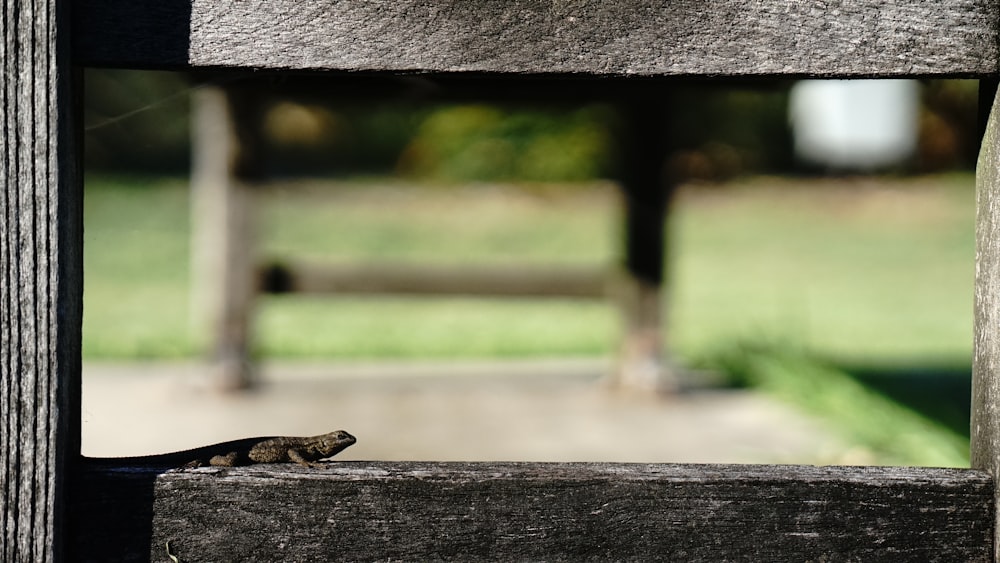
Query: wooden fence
4,0,1000,560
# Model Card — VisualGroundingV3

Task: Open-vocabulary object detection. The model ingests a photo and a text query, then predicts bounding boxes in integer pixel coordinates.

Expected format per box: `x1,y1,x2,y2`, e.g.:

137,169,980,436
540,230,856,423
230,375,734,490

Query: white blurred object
789,79,918,171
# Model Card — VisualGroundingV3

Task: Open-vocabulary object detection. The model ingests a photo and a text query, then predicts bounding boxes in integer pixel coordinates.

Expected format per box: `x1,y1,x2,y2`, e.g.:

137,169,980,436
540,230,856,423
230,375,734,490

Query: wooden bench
3,0,1000,560
186,77,675,391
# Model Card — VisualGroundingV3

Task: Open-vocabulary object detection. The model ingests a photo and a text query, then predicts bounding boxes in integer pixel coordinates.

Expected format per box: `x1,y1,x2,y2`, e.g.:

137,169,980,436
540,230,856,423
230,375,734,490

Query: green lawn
83,173,977,465
672,175,975,364
83,173,976,364
83,176,194,357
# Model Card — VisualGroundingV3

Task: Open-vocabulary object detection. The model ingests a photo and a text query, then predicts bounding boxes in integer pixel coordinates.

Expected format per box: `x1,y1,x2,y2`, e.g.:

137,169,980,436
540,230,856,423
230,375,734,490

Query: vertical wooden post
973,79,1000,563
1,0,82,559
613,98,678,392
190,83,264,389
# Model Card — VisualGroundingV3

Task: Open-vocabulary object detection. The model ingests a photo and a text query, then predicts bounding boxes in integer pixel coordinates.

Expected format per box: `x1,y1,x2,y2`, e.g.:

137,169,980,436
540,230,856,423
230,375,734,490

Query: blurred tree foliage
83,69,977,182
915,79,980,172
397,104,613,182
262,99,427,176
663,85,795,182
84,70,191,174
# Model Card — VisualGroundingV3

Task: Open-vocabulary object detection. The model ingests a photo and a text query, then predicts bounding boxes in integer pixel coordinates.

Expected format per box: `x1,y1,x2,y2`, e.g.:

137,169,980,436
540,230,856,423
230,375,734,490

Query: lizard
82,430,356,468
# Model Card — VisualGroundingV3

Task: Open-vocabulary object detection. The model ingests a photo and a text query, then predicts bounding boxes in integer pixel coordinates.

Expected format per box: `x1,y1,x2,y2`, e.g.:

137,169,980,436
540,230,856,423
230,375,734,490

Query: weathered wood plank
1,0,82,560
76,0,998,77
974,83,1000,562
260,261,608,299
71,462,992,562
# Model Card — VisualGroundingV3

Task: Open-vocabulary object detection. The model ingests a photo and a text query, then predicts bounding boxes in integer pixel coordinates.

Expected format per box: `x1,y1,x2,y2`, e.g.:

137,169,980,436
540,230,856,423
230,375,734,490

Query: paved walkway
82,358,861,465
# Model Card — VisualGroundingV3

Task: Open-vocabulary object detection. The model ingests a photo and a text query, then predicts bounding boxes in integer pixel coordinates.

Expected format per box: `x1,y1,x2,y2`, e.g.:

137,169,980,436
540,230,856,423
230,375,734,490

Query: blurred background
81,70,980,466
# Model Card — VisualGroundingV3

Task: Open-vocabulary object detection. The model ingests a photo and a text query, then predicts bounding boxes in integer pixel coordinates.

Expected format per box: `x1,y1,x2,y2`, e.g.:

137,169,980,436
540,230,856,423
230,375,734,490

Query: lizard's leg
209,451,240,466
288,449,322,468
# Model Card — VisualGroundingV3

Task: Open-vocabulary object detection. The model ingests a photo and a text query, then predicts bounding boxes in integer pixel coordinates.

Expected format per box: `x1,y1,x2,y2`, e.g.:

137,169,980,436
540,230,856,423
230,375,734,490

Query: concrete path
82,358,863,465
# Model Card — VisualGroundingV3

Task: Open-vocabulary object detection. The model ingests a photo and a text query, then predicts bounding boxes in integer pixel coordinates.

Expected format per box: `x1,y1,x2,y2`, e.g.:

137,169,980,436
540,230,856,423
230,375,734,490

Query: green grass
255,298,615,359
83,176,194,357
712,342,969,467
671,175,975,363
85,174,976,364
84,177,624,360
83,173,978,465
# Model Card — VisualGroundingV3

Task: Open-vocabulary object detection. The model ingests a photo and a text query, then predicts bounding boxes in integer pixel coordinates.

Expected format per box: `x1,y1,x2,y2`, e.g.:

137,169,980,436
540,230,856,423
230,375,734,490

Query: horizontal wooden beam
75,0,997,78
70,461,992,561
260,261,609,299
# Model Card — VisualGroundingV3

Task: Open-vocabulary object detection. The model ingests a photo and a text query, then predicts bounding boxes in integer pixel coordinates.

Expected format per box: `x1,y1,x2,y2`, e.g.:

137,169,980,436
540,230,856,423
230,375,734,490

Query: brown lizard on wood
83,430,356,468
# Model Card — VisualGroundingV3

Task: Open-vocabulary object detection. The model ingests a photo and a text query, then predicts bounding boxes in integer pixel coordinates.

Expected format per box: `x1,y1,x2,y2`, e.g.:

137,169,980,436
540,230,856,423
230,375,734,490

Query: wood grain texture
0,0,81,560
974,85,1000,562
70,462,992,562
76,0,998,77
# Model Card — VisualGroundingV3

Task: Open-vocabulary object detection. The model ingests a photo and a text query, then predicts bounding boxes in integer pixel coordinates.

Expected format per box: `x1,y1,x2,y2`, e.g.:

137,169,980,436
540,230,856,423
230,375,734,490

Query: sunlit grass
672,175,974,364
83,174,975,363
82,173,978,466
712,341,969,467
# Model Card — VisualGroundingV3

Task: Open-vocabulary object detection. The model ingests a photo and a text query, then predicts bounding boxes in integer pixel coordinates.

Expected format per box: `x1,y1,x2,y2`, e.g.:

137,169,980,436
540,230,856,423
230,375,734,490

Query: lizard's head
318,430,357,457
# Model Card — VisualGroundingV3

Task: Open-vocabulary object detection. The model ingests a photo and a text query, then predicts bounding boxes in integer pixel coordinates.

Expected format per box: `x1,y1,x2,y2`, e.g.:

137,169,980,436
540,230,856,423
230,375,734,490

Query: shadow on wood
70,461,993,562
74,0,997,77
